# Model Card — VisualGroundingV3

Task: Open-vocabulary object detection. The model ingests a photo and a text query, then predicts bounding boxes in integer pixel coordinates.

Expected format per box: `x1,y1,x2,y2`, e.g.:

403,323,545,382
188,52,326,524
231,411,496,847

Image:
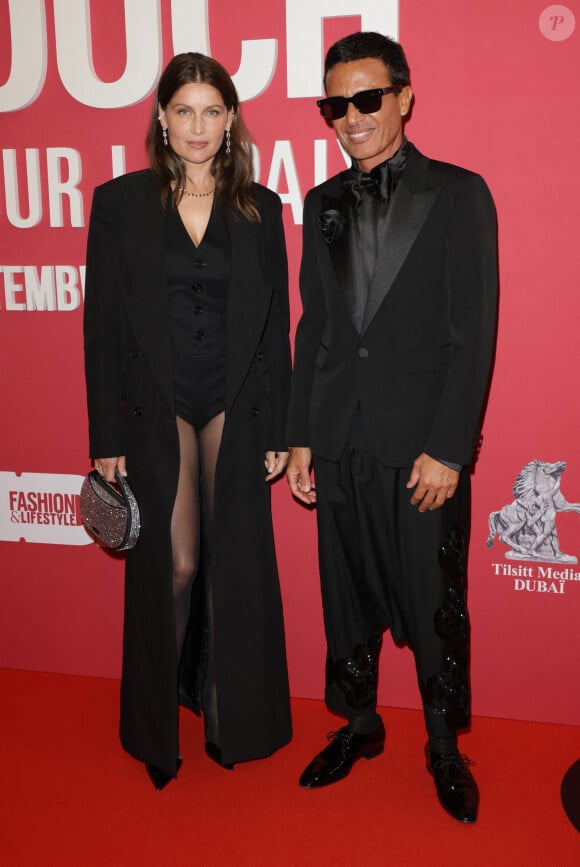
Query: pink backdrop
1,0,579,726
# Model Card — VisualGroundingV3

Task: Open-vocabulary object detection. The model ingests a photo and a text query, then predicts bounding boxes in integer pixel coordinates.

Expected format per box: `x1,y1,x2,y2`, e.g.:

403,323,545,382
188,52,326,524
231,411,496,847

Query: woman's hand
94,456,127,483
264,450,289,482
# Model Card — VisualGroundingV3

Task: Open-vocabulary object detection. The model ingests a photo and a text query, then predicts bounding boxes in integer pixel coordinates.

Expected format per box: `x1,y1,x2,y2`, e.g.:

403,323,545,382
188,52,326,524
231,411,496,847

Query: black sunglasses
317,86,403,120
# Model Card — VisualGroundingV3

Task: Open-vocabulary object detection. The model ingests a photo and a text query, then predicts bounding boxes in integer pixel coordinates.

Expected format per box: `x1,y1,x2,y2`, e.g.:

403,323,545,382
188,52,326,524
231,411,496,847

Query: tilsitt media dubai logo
487,460,580,595
0,472,92,546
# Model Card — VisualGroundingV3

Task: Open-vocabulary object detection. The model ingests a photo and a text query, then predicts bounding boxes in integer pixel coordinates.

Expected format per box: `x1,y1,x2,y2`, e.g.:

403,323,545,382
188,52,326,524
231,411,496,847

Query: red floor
1,668,579,866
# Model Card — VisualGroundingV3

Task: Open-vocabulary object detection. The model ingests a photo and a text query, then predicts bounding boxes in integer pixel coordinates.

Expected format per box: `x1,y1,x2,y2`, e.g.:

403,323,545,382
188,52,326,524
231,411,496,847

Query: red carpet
1,668,578,865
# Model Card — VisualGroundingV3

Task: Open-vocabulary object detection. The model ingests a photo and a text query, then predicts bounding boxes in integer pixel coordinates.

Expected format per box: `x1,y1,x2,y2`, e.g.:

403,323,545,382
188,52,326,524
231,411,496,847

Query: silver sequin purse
80,470,141,551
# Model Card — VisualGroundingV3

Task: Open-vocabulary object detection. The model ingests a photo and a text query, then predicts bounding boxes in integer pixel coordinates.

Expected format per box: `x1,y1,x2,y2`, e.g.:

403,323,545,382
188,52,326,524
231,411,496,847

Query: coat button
192,282,202,292
133,406,143,417
250,406,260,417
194,330,205,341
193,259,206,269
358,347,369,358
193,305,203,315
128,347,138,358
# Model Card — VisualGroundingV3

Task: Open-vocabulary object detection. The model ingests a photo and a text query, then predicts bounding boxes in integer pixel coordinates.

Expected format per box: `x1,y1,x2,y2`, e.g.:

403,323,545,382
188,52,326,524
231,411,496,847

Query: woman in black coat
83,53,292,790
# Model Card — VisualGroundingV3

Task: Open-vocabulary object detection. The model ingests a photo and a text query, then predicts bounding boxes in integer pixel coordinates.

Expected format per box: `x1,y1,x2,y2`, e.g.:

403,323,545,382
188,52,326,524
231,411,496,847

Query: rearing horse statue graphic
487,460,580,563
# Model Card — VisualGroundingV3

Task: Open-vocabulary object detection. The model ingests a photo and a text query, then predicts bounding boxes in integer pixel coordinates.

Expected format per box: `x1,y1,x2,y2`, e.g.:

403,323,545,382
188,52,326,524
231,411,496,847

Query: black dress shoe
299,721,385,788
205,742,234,770
146,755,183,792
425,745,479,823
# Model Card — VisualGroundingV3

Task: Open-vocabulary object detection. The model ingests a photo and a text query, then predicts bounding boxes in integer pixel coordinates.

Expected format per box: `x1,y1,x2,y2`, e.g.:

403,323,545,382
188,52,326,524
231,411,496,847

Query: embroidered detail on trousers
327,633,382,711
423,527,470,731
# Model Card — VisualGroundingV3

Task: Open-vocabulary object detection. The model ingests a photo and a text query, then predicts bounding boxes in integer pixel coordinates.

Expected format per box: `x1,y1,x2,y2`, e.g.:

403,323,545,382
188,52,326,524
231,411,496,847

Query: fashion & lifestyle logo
0,471,92,545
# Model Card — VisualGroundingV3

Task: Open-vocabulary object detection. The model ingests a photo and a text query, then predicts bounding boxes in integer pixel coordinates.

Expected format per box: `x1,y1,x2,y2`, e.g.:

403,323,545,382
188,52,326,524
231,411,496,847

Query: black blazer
84,170,290,458
287,145,498,467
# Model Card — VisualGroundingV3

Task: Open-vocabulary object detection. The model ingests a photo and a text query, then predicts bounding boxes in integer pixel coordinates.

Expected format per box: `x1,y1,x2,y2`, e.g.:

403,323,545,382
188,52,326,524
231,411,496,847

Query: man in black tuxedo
286,32,497,824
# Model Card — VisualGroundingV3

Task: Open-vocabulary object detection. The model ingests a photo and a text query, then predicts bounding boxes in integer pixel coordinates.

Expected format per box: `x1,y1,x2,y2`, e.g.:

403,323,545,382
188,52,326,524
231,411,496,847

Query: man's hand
406,453,459,512
94,456,126,483
286,447,316,505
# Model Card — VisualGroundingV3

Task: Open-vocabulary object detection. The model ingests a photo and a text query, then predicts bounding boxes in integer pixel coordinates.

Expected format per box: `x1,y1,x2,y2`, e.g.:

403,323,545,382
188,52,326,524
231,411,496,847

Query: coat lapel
320,178,364,332
123,175,175,411
360,148,441,334
225,210,272,408
320,178,351,292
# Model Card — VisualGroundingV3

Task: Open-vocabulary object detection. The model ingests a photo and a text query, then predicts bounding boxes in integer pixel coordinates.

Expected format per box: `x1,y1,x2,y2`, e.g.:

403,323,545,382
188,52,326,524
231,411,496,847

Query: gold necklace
181,176,215,198
180,188,214,198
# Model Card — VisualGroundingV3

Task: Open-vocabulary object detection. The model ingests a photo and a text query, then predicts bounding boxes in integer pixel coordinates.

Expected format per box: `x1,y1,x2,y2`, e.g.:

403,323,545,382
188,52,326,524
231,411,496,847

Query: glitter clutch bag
80,470,141,551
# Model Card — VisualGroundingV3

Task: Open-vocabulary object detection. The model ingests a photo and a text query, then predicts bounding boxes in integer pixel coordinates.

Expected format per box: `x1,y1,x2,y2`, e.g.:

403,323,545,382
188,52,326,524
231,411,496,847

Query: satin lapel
225,210,271,408
321,182,363,331
360,161,441,335
123,177,175,411
320,188,351,289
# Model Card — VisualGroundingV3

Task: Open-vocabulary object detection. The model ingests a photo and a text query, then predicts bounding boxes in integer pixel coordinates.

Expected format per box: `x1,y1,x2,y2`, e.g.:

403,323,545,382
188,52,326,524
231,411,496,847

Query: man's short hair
324,32,411,89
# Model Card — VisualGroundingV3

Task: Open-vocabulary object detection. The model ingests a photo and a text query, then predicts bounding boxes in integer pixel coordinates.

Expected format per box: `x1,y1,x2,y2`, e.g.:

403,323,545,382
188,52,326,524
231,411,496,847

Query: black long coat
84,170,292,775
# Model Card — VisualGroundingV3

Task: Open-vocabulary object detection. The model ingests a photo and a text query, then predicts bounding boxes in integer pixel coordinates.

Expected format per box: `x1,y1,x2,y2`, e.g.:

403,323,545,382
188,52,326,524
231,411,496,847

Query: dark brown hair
146,53,258,221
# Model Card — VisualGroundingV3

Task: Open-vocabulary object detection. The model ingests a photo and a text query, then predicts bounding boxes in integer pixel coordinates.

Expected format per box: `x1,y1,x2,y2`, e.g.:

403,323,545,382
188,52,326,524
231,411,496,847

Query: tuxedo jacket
287,144,498,467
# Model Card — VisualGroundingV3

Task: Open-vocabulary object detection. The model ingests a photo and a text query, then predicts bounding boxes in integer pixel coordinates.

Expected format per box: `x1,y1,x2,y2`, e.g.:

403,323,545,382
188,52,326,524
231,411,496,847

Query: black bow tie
342,139,411,210
343,163,392,209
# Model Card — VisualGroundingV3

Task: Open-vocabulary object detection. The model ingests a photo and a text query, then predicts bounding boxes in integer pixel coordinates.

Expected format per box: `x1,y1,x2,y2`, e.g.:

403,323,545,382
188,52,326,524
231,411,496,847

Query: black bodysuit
165,201,230,429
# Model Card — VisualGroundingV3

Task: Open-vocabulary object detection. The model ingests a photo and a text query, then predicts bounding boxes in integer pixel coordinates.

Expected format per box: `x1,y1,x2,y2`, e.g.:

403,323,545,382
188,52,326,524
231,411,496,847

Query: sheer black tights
171,413,224,739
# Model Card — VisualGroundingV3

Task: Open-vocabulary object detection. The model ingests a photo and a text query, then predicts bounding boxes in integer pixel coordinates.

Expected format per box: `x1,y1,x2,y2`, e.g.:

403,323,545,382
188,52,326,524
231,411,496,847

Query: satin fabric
339,140,411,334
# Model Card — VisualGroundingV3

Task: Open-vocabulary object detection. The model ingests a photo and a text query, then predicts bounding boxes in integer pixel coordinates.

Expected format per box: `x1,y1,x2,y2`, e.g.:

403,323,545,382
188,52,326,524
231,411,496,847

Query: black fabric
428,733,458,753
343,165,392,208
338,139,410,334
314,412,471,732
342,136,410,209
349,189,382,334
349,711,383,735
287,144,498,467
326,633,382,714
84,172,292,776
166,202,229,429
286,141,496,746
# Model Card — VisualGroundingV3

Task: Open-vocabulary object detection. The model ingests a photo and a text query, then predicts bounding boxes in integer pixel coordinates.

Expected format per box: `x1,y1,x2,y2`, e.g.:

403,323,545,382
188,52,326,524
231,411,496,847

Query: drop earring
162,128,168,146
225,128,231,156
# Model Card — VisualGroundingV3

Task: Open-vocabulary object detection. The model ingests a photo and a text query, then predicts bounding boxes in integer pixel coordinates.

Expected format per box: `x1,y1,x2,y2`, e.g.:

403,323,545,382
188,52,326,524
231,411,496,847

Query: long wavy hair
146,53,258,221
